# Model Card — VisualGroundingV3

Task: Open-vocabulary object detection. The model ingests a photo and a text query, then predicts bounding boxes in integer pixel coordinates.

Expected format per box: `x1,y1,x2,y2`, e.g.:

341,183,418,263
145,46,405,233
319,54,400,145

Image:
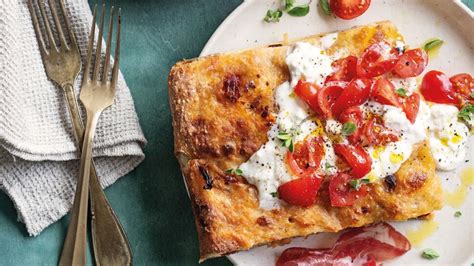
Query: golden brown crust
168,21,443,261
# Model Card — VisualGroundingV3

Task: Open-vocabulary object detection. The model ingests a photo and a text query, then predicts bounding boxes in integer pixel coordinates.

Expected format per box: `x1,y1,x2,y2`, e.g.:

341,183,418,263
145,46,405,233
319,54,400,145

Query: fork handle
60,109,99,266
61,84,132,266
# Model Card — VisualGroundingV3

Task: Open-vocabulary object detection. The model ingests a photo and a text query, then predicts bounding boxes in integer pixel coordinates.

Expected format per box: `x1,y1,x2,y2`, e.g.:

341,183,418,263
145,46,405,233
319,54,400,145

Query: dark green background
1,0,473,265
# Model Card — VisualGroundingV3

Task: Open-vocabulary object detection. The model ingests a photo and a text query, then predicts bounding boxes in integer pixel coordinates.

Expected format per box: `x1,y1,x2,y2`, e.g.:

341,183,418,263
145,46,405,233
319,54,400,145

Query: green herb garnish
423,38,444,52
284,0,296,11
287,4,310,16
264,9,283,23
342,122,357,136
225,168,243,175
454,211,462,217
422,248,440,260
395,88,408,97
270,192,279,198
458,104,474,122
277,131,294,152
349,178,370,191
325,162,335,170
319,0,331,15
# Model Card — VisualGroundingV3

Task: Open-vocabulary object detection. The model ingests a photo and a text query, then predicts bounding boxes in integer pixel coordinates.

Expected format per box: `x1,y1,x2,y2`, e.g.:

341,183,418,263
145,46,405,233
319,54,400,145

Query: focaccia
168,21,443,261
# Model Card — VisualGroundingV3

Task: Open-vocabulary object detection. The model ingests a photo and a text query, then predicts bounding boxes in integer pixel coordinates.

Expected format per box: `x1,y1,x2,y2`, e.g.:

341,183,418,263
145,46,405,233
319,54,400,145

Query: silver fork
27,1,131,265
59,4,123,266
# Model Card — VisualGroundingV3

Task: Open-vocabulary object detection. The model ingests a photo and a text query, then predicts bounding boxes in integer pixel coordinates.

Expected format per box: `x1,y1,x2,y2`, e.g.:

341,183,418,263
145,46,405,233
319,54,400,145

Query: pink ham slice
276,222,410,266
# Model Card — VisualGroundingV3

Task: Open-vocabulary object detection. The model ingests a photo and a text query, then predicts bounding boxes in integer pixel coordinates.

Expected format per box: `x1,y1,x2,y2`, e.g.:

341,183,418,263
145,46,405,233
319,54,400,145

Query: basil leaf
288,139,294,152
325,162,334,169
277,132,292,140
264,9,283,23
395,88,407,97
319,0,331,15
285,0,296,11
349,179,361,191
287,4,310,17
422,248,439,259
454,211,462,217
458,104,474,122
235,168,243,175
342,122,357,136
226,168,243,175
423,38,444,52
270,192,279,197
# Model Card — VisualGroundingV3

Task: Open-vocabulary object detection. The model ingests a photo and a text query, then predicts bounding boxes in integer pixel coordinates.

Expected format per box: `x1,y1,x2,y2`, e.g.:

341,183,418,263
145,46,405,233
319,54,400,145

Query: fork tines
28,0,77,55
84,4,121,85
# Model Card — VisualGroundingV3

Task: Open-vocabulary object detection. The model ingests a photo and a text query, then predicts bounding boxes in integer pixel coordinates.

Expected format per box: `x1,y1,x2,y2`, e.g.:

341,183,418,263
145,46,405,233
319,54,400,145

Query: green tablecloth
0,0,472,265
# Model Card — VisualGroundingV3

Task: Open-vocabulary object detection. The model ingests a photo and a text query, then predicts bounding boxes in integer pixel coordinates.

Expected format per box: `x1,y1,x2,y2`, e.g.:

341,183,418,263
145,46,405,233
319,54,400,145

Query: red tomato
329,172,369,207
371,77,401,107
363,117,399,146
294,80,321,113
339,106,364,144
401,93,420,124
332,78,373,117
450,73,474,105
393,48,428,78
317,83,345,118
357,42,399,78
278,176,323,207
286,136,324,178
325,55,358,83
420,70,460,105
330,0,371,20
334,144,372,178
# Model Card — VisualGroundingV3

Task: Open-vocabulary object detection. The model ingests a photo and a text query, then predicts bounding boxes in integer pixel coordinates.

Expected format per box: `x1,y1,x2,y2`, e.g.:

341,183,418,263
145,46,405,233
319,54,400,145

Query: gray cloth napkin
0,0,147,236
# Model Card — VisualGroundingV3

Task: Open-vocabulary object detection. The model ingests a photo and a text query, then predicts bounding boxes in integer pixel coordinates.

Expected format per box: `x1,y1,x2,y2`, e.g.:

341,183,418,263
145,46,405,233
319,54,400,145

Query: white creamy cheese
275,82,312,132
390,77,417,95
325,119,343,135
286,42,333,88
319,136,338,176
428,104,469,170
320,33,338,50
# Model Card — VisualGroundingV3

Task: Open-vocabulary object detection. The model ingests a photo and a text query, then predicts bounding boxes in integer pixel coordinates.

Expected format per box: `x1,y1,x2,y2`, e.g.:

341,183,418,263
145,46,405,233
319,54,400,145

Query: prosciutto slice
276,223,410,266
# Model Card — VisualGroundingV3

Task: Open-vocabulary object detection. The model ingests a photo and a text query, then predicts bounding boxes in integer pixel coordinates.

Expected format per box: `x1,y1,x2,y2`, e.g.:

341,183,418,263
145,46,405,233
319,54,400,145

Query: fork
27,1,131,265
59,4,123,265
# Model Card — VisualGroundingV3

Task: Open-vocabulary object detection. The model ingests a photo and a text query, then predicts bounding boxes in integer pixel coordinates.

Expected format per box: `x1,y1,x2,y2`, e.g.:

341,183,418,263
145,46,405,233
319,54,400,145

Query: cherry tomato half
332,78,373,117
339,106,364,144
294,80,321,113
334,144,372,179
371,77,401,107
363,117,399,146
357,42,399,78
330,0,371,20
450,73,474,105
329,172,369,207
317,83,345,118
420,70,460,105
401,93,420,124
278,176,323,207
286,136,325,179
393,48,428,78
325,55,358,83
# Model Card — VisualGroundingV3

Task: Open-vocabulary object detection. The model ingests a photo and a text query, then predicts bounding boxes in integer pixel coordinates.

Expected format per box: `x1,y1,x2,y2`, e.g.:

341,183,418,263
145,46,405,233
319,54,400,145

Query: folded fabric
0,0,147,236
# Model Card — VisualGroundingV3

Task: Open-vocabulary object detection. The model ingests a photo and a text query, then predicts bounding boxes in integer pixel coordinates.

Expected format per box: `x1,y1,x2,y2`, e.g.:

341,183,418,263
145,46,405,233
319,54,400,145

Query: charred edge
384,174,396,192
268,44,283,48
199,166,214,190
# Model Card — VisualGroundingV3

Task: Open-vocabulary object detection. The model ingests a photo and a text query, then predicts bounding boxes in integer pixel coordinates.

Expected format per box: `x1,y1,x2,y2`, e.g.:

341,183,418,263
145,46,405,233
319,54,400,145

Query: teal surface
0,0,473,265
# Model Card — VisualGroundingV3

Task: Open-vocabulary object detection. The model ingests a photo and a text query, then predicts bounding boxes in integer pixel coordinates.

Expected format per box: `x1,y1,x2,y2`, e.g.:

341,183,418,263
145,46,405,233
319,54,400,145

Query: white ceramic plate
200,1,474,265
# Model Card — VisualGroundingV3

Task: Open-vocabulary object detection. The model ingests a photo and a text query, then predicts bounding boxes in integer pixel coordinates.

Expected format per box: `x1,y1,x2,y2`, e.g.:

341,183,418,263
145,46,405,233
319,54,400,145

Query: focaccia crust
168,21,443,261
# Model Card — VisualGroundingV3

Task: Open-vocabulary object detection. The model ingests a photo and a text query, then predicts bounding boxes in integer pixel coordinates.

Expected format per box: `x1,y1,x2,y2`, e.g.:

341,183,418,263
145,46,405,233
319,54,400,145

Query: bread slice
168,21,443,261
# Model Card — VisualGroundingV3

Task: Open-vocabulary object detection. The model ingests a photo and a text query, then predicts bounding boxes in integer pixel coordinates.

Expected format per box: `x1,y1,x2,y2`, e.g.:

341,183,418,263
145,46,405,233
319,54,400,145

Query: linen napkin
0,0,147,236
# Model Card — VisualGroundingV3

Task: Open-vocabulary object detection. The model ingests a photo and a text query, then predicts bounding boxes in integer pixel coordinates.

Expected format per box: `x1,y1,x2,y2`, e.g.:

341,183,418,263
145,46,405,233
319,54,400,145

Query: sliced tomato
357,42,399,78
329,172,369,207
393,48,428,78
286,136,324,178
294,80,321,113
339,106,364,144
277,222,411,266
401,93,420,124
278,176,323,207
420,70,460,105
330,0,371,20
317,83,345,118
363,116,399,146
371,77,401,107
334,144,372,178
325,55,358,83
331,78,373,117
450,73,474,105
